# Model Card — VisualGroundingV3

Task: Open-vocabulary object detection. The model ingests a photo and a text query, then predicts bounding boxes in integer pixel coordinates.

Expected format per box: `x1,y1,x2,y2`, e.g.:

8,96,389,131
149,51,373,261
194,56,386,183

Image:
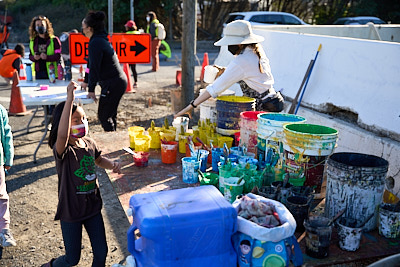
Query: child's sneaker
0,228,16,247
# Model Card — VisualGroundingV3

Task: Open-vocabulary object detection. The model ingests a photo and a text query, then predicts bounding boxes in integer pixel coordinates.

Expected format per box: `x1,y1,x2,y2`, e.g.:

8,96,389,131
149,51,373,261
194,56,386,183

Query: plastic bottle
78,64,84,82
26,63,33,81
57,62,64,80
49,63,56,83
64,60,72,81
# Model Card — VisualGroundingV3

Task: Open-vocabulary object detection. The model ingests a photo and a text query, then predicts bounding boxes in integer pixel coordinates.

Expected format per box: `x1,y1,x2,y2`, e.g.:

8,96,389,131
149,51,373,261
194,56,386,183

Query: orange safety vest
0,49,20,78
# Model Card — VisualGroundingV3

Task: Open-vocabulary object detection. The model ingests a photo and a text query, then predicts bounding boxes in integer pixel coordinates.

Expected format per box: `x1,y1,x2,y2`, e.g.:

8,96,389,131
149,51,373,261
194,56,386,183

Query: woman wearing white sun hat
175,20,284,118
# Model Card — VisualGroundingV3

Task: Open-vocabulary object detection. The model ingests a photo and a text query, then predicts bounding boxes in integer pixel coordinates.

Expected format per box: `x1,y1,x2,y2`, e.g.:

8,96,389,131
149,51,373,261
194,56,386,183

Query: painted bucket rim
328,152,389,170
257,112,306,123
283,123,338,136
240,111,267,121
181,157,201,164
216,95,256,103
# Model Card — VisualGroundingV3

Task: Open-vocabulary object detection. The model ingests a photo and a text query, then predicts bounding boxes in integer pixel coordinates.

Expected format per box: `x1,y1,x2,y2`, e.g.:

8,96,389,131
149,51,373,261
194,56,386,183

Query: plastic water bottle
49,63,56,83
26,63,33,81
78,64,84,82
64,60,72,81
57,63,64,80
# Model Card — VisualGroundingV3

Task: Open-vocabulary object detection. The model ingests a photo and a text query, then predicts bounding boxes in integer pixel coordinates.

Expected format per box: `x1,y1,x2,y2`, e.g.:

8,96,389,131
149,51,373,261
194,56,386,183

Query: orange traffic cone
176,70,182,86
9,71,30,116
200,52,209,82
19,63,27,81
123,63,136,93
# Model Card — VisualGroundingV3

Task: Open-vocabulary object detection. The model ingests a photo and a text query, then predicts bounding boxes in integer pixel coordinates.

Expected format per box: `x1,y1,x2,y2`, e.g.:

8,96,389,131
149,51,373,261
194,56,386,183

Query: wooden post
181,0,197,110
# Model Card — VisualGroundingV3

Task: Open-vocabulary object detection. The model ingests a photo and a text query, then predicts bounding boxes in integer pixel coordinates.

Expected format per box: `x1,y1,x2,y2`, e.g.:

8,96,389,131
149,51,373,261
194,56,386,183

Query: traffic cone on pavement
19,63,27,81
9,71,30,116
200,52,209,82
123,63,136,93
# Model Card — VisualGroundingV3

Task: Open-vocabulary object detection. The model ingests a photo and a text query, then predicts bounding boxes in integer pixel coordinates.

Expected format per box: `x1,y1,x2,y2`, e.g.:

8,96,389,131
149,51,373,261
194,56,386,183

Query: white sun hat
214,20,264,46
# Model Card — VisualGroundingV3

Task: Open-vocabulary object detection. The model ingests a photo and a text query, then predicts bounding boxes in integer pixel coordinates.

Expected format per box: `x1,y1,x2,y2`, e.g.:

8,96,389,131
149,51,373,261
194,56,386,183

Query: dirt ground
0,64,202,266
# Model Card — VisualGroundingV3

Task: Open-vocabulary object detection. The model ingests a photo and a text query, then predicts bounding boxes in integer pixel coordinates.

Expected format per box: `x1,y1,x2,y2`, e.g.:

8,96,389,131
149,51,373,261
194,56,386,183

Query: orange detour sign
69,33,151,65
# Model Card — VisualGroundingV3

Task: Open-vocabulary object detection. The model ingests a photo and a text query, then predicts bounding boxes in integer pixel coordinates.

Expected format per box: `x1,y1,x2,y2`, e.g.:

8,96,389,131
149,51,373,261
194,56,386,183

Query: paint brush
357,212,375,228
196,137,211,151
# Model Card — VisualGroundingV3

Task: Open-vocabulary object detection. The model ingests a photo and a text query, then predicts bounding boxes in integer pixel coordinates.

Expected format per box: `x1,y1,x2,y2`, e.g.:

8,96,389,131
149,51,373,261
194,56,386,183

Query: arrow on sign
130,41,147,56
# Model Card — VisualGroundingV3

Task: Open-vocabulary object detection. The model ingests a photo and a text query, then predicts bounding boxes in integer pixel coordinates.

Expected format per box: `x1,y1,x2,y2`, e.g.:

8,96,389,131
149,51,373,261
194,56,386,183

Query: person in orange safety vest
0,43,25,83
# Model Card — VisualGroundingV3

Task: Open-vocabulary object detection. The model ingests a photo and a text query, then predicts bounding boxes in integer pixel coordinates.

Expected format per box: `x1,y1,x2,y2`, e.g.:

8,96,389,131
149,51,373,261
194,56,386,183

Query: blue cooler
127,185,237,266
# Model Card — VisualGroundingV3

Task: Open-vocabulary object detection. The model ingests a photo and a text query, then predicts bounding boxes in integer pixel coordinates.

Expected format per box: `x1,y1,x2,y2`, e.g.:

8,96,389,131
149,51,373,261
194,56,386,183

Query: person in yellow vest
28,15,61,80
0,43,25,84
124,20,140,89
146,11,161,72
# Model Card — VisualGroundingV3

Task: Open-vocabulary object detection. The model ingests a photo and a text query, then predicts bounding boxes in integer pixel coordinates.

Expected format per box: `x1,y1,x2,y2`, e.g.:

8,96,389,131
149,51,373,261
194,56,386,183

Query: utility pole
108,0,113,37
181,0,197,110
130,0,134,21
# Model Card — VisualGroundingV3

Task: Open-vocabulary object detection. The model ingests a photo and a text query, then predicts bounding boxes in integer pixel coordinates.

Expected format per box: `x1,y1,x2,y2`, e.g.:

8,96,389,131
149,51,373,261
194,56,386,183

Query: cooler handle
127,225,143,254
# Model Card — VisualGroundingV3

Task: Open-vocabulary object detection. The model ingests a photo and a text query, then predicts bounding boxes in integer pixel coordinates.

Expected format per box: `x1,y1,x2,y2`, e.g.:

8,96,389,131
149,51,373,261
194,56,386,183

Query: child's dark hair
48,101,78,148
14,43,25,56
84,11,106,34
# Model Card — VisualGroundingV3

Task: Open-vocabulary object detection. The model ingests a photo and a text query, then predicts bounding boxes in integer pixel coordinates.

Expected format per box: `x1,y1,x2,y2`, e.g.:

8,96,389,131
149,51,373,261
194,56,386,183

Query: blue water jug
26,63,33,81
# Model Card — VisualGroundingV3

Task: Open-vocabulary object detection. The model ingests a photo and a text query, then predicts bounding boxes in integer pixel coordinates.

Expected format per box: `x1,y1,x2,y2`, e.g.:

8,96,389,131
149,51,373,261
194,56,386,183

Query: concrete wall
252,28,400,141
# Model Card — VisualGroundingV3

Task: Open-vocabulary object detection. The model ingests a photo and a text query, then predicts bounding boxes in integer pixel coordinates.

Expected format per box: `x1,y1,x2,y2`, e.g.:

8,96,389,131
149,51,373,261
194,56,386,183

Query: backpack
157,23,166,40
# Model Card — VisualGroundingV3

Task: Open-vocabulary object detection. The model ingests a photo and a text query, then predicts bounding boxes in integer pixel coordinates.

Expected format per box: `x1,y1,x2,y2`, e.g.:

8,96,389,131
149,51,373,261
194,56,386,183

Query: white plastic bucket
172,116,189,141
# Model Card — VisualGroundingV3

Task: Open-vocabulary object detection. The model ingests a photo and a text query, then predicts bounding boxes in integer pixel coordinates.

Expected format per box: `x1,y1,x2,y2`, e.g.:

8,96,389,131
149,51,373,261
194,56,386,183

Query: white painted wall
252,24,400,42
252,29,400,140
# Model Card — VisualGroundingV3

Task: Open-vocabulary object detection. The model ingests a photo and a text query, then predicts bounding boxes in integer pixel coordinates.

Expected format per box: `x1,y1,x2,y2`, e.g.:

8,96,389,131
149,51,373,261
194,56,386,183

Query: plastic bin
127,186,238,267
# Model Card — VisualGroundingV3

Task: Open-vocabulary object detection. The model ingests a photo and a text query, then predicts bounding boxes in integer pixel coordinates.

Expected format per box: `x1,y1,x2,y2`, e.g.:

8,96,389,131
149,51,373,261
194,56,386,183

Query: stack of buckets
239,111,266,153
256,113,306,182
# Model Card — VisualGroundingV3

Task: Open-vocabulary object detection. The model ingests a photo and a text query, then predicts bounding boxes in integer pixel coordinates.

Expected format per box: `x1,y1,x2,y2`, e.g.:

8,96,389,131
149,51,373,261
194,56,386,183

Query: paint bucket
199,89,235,124
325,152,389,231
286,196,310,232
223,177,245,203
256,113,306,171
132,152,150,167
218,163,238,194
217,136,234,148
161,141,178,164
304,216,332,259
271,181,293,204
134,135,151,152
128,126,145,149
258,186,278,200
178,133,193,154
238,156,258,168
337,217,363,251
185,142,202,157
283,123,338,195
216,96,256,136
212,148,224,172
219,154,239,165
199,172,219,188
239,111,266,153
192,149,209,172
172,116,189,141
148,127,162,149
181,157,200,184
378,203,400,238
160,130,175,142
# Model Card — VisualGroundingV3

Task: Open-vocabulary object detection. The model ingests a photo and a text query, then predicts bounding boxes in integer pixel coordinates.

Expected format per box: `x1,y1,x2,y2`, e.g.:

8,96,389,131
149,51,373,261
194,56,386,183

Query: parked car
223,11,308,28
333,16,386,25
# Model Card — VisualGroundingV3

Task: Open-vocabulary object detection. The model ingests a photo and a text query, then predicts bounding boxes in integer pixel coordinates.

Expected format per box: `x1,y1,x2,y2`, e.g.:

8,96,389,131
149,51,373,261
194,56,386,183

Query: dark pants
130,64,137,83
98,75,127,131
52,213,108,267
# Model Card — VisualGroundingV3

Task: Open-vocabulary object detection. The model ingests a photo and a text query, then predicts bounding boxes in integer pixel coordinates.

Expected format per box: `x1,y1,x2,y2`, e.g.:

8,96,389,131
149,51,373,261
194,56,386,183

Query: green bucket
199,172,219,188
223,177,245,203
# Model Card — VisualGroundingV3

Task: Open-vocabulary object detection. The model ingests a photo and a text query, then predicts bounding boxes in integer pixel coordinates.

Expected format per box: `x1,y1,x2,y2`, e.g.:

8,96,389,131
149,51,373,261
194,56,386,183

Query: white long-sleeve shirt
206,47,275,98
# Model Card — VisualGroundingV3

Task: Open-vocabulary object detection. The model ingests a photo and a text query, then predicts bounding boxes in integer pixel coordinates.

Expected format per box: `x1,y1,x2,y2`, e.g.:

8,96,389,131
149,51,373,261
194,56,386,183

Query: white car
223,11,308,28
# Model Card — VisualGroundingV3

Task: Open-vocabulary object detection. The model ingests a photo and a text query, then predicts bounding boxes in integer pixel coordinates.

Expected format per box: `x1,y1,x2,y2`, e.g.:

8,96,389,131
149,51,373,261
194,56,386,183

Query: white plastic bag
232,193,296,242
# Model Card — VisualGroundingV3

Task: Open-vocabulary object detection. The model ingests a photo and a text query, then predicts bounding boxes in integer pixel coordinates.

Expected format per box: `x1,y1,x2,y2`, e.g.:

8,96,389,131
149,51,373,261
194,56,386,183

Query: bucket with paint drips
239,111,266,153
283,124,338,195
337,217,364,251
303,216,332,259
286,195,312,232
378,203,400,238
324,152,389,231
181,157,201,184
161,141,178,164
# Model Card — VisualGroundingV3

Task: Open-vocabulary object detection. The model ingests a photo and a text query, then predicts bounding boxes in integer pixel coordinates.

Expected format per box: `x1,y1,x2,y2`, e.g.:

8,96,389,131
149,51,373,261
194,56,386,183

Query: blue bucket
181,157,201,184
212,148,224,172
191,149,209,172
216,96,255,135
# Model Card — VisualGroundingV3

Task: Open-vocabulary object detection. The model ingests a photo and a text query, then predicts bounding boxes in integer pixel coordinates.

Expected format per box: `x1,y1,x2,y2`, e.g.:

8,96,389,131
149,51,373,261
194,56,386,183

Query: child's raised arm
55,81,79,155
95,156,121,174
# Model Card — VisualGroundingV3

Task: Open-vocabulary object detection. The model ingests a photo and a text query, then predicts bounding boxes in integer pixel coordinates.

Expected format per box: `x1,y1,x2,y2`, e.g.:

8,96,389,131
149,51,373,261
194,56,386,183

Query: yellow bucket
148,127,162,149
178,133,194,154
128,126,145,149
134,135,151,152
160,130,175,142
218,136,234,148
